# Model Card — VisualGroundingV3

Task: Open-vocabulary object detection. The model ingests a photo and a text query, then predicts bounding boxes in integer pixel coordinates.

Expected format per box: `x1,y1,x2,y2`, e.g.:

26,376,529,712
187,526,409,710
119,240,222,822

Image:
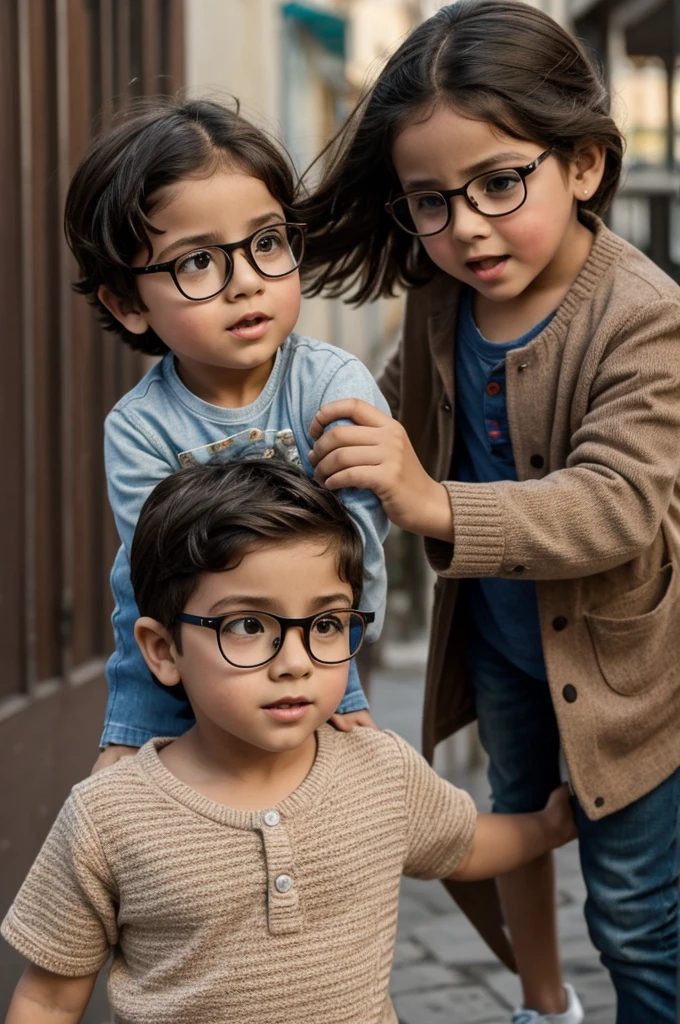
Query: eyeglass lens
216,610,366,667
174,224,304,299
391,169,526,236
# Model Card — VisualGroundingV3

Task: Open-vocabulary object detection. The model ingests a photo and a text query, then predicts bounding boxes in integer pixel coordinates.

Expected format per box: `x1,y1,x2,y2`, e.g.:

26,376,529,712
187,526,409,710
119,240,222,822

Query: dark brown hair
130,459,364,650
64,98,297,355
298,0,625,304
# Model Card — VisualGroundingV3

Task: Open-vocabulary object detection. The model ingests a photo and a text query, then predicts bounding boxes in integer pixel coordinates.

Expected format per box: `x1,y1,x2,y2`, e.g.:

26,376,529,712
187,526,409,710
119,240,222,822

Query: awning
281,2,346,59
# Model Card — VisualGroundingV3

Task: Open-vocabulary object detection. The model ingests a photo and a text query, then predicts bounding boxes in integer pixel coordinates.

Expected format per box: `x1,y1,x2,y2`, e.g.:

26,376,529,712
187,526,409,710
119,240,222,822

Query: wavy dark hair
298,0,625,304
130,459,364,651
64,98,297,355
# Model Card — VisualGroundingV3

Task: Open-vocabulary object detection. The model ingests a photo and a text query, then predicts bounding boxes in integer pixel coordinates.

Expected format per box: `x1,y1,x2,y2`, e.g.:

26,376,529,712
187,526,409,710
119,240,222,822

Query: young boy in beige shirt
2,460,577,1024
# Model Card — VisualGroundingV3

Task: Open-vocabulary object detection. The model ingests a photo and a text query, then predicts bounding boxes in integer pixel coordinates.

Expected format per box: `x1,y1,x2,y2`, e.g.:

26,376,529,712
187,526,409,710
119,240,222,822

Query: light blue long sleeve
101,335,390,747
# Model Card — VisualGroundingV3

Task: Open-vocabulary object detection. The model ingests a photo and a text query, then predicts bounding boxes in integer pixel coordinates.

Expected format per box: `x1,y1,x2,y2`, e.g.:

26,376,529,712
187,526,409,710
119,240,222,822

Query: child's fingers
313,449,386,490
309,424,381,467
309,399,391,439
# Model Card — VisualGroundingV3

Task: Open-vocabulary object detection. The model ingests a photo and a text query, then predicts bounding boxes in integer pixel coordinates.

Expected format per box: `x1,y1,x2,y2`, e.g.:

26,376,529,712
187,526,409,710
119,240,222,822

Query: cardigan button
511,564,526,574
275,874,293,893
562,684,577,703
517,363,529,372
530,454,544,469
594,796,605,808
552,616,568,631
262,810,280,827
442,400,452,413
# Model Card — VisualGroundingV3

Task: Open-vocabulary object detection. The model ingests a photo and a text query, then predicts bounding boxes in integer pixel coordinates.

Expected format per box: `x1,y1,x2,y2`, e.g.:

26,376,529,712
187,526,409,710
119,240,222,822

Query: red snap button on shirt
485,381,502,396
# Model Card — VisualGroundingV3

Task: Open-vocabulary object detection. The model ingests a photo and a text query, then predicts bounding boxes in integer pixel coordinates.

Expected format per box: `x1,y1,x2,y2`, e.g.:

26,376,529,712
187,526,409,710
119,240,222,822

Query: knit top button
275,874,293,893
552,616,568,631
486,381,502,396
594,796,605,808
511,565,526,574
262,810,280,827
442,401,452,413
530,454,544,469
562,684,578,703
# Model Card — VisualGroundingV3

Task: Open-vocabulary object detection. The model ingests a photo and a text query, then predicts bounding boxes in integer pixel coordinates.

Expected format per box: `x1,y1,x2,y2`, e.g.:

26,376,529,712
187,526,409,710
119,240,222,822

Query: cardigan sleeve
426,298,680,580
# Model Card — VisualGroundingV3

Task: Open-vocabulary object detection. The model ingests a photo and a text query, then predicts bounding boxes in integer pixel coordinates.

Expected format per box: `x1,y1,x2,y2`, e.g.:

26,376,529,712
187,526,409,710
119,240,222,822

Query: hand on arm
329,709,378,731
450,784,577,881
5,964,97,1024
90,744,139,774
309,399,453,542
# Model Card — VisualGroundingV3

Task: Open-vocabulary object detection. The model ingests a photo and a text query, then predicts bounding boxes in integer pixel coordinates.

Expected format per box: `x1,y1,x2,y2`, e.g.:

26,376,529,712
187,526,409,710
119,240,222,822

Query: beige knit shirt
1,725,475,1023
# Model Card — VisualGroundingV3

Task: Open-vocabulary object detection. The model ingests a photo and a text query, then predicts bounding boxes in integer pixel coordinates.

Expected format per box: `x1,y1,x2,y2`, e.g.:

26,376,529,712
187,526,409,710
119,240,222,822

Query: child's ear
134,617,182,687
98,285,150,335
571,142,606,201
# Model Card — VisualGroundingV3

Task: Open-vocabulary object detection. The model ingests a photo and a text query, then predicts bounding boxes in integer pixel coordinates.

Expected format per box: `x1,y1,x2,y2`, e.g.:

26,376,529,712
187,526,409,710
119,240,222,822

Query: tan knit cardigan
379,213,680,822
1,726,475,1024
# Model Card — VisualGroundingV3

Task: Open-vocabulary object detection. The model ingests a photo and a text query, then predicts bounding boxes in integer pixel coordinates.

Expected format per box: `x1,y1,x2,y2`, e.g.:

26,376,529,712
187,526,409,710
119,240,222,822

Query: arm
5,965,97,1024
450,784,576,881
311,301,680,578
302,357,391,718
100,410,193,750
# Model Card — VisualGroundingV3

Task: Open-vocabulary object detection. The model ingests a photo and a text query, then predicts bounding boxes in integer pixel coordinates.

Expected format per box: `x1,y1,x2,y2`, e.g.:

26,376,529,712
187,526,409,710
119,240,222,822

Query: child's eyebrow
154,214,286,263
155,232,221,262
402,152,530,191
206,594,354,614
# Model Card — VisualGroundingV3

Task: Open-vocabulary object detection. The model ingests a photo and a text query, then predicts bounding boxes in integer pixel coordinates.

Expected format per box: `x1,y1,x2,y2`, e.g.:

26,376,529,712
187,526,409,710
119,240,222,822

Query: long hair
297,0,624,304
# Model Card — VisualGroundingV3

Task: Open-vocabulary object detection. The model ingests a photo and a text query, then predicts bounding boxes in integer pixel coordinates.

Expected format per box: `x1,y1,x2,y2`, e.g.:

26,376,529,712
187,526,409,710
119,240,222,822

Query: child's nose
450,196,490,242
225,250,265,300
269,627,313,679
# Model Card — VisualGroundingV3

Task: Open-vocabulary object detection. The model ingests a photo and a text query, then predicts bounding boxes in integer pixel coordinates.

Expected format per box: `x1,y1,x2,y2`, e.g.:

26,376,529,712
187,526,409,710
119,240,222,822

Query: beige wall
183,0,404,369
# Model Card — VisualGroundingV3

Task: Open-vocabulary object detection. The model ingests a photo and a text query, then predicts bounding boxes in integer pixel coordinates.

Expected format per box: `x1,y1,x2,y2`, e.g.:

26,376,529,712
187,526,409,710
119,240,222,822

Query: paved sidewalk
372,641,616,1024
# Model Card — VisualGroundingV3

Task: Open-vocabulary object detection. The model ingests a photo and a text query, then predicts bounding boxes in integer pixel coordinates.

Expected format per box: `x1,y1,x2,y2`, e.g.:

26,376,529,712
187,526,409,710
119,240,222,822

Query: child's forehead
148,169,285,232
188,539,352,611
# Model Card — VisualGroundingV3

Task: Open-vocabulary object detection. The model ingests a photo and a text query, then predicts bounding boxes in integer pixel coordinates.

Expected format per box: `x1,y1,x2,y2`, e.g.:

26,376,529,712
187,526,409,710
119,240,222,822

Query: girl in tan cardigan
300,3,680,1023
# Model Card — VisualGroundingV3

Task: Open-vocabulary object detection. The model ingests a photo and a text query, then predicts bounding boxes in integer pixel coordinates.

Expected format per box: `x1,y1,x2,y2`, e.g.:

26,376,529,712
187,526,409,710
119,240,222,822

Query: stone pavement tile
394,984,508,1024
483,965,615,1016
413,912,501,966
389,960,467,995
401,875,463,916
393,939,427,968
398,892,445,934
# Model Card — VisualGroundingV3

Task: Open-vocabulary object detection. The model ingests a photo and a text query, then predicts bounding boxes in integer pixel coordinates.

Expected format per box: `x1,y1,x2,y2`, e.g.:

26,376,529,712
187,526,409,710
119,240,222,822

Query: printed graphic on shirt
178,427,302,468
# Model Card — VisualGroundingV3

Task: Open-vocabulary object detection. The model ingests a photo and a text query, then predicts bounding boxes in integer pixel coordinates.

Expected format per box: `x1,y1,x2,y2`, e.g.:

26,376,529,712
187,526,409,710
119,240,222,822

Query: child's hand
308,399,453,542
329,709,378,731
90,744,139,774
542,782,578,848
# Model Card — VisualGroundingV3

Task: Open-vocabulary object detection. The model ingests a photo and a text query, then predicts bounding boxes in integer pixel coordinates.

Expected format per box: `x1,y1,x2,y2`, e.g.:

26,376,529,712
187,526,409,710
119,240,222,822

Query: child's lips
262,698,312,723
466,255,509,282
227,314,272,340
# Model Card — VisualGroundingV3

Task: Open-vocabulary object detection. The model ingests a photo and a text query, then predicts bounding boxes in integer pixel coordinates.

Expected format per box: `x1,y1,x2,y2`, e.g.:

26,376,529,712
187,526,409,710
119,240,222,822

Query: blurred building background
0,0,678,1014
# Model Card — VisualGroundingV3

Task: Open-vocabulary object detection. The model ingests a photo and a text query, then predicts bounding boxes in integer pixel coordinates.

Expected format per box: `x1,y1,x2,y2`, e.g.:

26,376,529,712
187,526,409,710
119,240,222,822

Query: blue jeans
467,633,680,1024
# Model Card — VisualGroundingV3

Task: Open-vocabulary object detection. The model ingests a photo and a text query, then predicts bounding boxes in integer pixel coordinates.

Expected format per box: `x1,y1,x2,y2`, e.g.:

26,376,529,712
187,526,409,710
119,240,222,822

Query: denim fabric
101,334,390,747
467,632,680,1023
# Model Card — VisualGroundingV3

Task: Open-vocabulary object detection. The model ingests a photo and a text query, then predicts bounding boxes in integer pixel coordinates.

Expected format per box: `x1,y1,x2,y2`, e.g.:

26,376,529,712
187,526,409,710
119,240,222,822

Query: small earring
583,189,589,196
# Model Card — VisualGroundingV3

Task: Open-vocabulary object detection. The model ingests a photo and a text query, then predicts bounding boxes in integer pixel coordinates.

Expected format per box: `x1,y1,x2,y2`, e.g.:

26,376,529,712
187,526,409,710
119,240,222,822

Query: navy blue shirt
454,289,555,680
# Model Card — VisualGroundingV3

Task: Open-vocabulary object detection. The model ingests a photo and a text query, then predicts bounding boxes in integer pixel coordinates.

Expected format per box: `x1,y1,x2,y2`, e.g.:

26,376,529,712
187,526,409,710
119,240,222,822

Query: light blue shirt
455,290,554,680
102,333,390,747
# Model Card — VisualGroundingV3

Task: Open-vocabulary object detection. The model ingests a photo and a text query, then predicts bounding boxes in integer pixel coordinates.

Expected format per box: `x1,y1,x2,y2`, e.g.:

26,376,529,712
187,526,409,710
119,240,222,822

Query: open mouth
466,255,509,282
227,313,272,338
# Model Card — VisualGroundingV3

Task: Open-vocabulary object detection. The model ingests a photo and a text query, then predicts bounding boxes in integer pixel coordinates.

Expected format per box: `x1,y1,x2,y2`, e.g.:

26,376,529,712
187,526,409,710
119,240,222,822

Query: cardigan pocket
584,563,676,696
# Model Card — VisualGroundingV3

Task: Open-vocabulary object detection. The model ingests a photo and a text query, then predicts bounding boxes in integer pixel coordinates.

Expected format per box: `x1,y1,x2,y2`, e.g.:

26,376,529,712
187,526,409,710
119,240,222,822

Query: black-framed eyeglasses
385,148,554,237
129,222,306,301
178,609,375,669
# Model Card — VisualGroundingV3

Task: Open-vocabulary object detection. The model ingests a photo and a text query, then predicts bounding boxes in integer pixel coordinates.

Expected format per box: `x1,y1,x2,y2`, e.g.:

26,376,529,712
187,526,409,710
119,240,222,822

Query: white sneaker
511,983,584,1024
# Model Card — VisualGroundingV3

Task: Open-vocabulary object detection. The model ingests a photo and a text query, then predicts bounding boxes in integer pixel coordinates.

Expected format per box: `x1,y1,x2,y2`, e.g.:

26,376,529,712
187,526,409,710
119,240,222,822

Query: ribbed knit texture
1,725,475,1024
381,213,680,821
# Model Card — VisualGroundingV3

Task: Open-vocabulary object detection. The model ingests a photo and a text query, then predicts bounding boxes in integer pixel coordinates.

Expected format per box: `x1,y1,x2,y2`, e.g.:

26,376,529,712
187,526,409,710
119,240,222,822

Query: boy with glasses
2,460,578,1024
62,98,389,766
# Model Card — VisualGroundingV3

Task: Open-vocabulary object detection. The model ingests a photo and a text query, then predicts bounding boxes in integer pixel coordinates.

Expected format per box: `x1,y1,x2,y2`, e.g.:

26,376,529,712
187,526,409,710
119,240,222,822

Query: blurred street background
1,0,678,1017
